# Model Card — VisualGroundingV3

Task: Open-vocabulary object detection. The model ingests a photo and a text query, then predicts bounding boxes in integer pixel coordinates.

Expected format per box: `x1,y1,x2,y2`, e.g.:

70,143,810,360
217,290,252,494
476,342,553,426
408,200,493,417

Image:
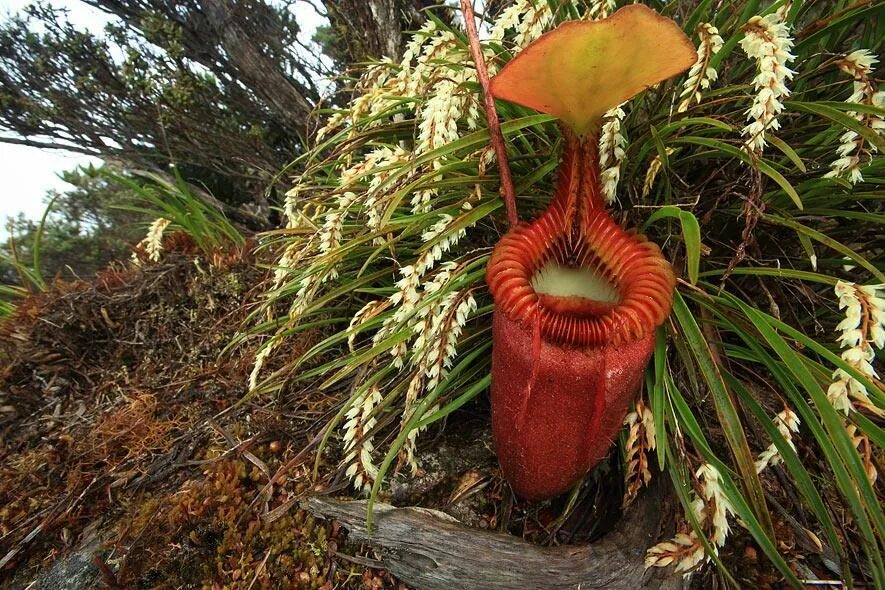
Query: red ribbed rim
486,200,675,348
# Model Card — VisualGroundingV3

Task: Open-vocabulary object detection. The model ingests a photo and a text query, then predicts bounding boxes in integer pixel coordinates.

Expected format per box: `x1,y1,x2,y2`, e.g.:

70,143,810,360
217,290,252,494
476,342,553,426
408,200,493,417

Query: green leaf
766,135,806,173
651,328,667,468
763,215,885,283
732,299,885,583
642,206,701,284
790,101,885,152
671,292,776,540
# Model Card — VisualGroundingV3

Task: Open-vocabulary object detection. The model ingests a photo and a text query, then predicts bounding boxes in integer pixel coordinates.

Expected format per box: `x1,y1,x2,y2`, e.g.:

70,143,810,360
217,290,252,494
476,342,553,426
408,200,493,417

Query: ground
0,236,795,589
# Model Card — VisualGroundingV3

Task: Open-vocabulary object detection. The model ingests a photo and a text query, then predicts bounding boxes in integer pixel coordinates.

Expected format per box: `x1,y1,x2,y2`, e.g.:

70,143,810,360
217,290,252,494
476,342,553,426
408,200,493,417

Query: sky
0,0,326,238
0,0,105,235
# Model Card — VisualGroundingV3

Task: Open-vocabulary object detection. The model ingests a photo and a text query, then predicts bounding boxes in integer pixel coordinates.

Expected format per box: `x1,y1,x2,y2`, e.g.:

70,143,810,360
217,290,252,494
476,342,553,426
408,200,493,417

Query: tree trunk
87,0,316,135
306,481,687,590
322,0,445,60
198,0,315,133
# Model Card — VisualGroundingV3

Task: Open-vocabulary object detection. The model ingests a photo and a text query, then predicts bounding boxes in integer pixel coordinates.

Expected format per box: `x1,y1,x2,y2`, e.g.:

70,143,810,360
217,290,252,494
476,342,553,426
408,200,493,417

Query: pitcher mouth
532,262,620,317
486,198,675,348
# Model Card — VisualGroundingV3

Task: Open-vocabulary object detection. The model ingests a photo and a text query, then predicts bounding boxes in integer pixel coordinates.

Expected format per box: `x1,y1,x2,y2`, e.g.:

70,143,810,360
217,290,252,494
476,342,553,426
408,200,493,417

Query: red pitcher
486,5,695,500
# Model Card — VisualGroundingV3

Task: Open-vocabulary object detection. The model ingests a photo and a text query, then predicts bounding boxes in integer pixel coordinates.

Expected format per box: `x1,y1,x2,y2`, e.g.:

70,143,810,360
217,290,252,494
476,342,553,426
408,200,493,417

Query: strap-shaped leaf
490,5,695,135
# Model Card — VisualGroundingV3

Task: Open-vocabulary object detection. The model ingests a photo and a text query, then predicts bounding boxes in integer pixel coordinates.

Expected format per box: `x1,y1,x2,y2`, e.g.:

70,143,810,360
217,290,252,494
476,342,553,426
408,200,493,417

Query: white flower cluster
413,287,477,394
646,463,734,573
273,184,326,293
678,23,723,113
343,385,383,493
282,184,301,229
488,0,553,48
332,146,413,240
418,67,481,152
316,0,558,223
824,50,884,185
316,58,398,142
347,299,389,352
645,530,705,573
318,191,358,282
133,217,171,265
255,270,320,394
397,282,476,474
696,463,733,548
378,213,470,368
599,104,627,203
623,398,656,507
363,147,410,240
739,13,795,153
413,66,480,214
401,23,459,95
827,281,884,416
755,406,800,473
271,240,308,293
248,344,272,392
642,147,676,197
316,19,477,218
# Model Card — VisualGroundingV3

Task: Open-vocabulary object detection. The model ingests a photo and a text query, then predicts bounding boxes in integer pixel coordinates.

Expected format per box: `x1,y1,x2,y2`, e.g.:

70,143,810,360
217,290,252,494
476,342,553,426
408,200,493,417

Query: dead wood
306,481,687,590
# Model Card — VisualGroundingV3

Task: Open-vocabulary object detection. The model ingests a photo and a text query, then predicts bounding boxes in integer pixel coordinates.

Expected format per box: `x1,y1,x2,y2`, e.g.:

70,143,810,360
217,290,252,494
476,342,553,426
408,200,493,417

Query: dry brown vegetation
0,237,405,588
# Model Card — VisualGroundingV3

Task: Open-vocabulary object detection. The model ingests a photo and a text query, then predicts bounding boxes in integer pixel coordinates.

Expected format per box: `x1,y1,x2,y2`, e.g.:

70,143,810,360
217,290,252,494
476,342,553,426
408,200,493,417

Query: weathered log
306,482,686,590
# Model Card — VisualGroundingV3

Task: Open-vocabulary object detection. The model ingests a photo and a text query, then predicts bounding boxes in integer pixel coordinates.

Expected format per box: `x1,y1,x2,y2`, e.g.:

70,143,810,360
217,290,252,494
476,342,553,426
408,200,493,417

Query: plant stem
460,0,518,228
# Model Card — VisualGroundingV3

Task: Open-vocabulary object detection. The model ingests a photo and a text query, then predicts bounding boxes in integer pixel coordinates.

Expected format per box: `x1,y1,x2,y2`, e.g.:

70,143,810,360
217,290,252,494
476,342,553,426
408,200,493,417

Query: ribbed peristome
486,132,675,348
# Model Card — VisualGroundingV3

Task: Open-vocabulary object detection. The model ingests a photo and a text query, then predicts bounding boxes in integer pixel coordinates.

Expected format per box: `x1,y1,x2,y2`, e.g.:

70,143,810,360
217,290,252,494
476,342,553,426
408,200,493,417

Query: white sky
0,0,326,237
0,0,105,236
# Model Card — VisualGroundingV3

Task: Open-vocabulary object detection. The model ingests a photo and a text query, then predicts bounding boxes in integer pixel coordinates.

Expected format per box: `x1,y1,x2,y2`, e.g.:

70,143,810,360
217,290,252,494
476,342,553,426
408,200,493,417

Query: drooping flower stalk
645,529,705,573
678,23,723,113
642,147,676,197
346,299,389,352
318,191,357,282
375,213,471,368
486,5,694,499
343,384,383,493
827,281,884,417
488,0,553,48
399,285,477,473
315,58,395,141
846,423,878,485
646,463,735,572
824,50,884,184
362,146,411,241
697,463,734,548
755,406,800,473
623,397,656,507
134,217,171,264
740,13,795,153
598,104,627,204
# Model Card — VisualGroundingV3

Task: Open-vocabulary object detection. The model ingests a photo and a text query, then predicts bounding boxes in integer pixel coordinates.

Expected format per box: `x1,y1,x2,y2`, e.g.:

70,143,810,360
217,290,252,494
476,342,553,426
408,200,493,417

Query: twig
797,1,870,39
246,549,272,590
460,0,519,228
93,554,121,589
